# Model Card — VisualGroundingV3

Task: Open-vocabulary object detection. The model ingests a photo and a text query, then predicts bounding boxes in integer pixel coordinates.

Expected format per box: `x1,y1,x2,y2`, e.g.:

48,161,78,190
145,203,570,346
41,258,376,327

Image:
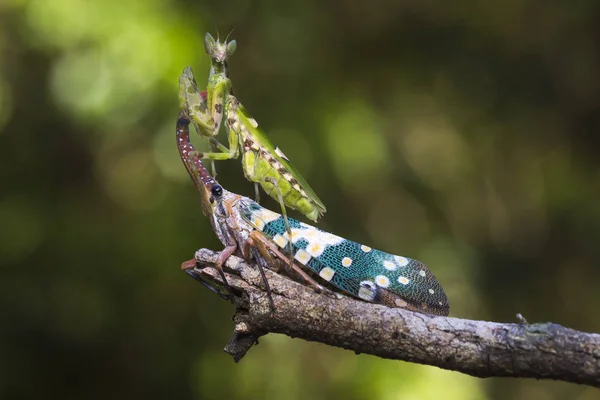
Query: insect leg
208,140,219,177
210,159,217,178
263,176,294,274
212,244,238,300
248,231,331,295
179,67,215,137
209,137,230,153
254,183,260,204
180,68,221,176
193,114,241,161
189,150,236,161
207,134,240,176
241,237,275,311
210,79,228,135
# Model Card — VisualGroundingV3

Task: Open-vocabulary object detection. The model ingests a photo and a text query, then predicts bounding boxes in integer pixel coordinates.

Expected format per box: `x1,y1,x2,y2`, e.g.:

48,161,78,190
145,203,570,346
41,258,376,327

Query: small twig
184,248,600,388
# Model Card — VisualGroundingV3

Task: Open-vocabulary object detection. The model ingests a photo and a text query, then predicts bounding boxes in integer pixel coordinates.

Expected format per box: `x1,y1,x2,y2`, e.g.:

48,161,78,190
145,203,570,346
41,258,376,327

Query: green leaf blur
1,0,599,399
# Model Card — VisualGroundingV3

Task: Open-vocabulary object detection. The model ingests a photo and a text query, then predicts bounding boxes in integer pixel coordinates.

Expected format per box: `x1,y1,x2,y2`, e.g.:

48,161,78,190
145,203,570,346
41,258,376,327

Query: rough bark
184,248,600,387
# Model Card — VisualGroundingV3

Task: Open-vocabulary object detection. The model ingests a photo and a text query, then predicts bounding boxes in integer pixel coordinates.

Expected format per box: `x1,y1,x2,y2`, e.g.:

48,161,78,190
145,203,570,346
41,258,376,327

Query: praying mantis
178,33,326,224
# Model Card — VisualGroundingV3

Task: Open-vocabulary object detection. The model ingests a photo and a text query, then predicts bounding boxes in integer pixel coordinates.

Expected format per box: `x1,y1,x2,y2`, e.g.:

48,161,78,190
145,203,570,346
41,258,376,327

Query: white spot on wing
283,229,302,243
252,217,265,231
395,298,408,308
254,208,280,224
272,234,288,249
419,270,426,277
294,249,311,265
341,257,352,267
394,256,409,267
398,276,410,285
375,275,390,288
360,245,371,252
428,288,435,294
306,242,324,258
319,267,335,281
314,230,344,246
293,227,344,247
383,260,397,271
304,229,318,239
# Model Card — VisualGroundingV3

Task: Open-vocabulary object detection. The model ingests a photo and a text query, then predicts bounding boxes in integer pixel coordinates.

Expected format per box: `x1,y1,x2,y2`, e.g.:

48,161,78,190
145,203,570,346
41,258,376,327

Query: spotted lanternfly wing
239,199,450,316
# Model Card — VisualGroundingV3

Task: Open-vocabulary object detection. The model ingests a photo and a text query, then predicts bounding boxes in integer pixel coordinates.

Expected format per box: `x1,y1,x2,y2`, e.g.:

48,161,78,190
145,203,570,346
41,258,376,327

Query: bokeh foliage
1,0,600,399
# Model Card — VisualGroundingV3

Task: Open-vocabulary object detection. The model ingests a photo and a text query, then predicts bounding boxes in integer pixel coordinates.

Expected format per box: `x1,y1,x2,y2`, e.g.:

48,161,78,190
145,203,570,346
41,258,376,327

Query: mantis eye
204,32,216,54
211,184,223,197
227,40,237,55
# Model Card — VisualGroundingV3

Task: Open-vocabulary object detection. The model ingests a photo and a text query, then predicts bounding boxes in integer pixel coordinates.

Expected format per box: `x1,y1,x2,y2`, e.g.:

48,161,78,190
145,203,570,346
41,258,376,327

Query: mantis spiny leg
254,183,260,204
209,137,230,153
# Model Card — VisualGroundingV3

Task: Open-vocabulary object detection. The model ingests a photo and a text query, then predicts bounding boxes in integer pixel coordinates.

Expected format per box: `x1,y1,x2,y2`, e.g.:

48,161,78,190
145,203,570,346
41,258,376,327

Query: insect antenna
225,28,236,43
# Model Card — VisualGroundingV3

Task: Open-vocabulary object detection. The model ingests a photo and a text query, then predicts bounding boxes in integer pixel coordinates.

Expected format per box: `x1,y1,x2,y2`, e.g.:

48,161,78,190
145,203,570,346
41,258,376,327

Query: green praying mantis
178,33,326,225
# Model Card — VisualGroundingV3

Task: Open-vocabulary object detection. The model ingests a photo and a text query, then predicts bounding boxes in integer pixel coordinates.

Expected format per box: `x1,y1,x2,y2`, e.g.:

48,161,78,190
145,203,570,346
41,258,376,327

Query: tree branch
184,248,600,387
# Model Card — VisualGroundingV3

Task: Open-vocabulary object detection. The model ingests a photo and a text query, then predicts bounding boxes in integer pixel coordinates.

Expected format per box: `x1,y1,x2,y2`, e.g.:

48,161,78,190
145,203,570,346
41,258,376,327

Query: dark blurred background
1,0,599,399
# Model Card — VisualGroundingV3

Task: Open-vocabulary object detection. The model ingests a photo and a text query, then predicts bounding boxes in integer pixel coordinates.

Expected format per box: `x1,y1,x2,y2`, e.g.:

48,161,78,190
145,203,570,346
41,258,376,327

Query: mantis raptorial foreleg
180,69,219,176
209,79,229,135
189,151,236,161
188,120,241,162
179,68,214,137
209,137,230,153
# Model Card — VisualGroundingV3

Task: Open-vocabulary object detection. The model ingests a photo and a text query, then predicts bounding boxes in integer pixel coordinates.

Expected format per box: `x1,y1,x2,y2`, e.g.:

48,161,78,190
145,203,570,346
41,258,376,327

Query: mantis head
204,32,237,64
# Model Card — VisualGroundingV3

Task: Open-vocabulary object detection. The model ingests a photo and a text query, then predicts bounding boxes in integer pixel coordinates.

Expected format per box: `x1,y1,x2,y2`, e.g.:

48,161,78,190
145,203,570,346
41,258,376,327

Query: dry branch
184,248,600,387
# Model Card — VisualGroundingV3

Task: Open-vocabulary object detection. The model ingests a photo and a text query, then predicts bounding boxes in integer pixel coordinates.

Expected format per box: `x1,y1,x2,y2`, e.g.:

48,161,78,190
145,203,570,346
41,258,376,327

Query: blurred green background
1,0,600,399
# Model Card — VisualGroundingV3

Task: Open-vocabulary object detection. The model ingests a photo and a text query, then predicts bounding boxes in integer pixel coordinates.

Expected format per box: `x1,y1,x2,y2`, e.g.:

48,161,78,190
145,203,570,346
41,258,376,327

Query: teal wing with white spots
239,199,449,316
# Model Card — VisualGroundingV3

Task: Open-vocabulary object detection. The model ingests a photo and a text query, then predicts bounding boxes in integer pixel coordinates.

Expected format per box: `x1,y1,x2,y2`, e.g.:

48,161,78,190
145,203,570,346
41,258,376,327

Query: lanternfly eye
211,184,223,197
